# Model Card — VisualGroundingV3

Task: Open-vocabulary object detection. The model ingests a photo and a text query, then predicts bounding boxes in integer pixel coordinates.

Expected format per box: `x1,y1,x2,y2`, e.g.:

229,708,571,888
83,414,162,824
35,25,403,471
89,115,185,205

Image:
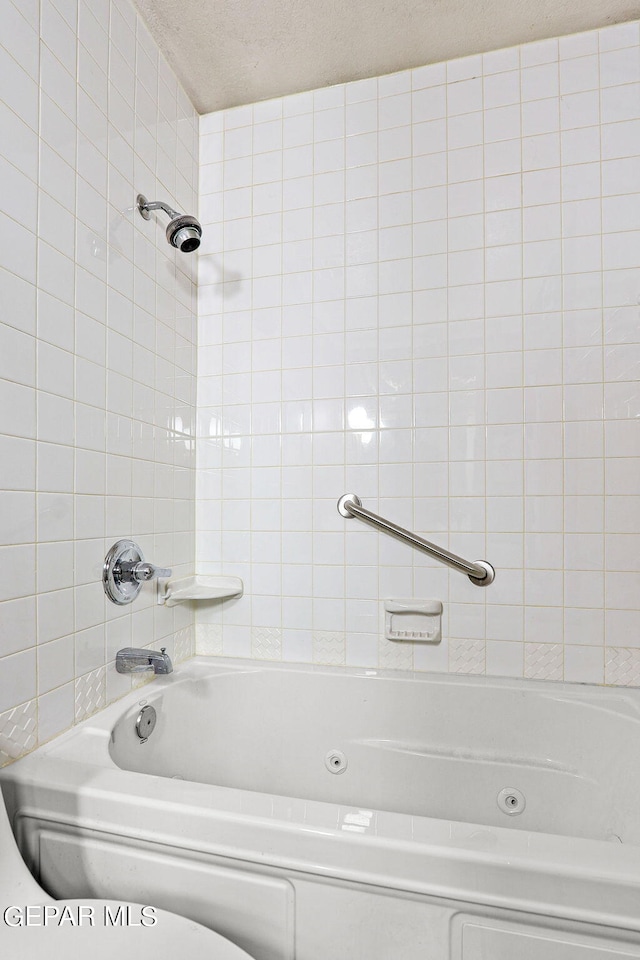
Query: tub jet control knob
103,539,172,605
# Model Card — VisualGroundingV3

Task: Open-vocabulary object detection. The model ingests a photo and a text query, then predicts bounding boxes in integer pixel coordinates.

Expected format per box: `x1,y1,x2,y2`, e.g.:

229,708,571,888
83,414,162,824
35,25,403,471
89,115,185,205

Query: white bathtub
3,657,640,960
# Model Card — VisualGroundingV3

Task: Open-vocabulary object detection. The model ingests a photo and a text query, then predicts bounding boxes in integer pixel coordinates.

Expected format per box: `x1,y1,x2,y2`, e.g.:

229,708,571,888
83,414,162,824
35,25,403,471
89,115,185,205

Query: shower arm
137,196,180,221
337,493,495,587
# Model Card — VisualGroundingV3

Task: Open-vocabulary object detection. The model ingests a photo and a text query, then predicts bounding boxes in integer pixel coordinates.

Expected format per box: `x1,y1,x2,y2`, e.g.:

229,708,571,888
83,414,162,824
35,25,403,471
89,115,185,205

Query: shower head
136,194,202,253
165,213,202,253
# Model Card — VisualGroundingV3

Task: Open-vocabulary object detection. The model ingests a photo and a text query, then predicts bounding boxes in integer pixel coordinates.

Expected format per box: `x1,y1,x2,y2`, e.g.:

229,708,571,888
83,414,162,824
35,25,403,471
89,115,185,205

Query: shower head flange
137,193,152,220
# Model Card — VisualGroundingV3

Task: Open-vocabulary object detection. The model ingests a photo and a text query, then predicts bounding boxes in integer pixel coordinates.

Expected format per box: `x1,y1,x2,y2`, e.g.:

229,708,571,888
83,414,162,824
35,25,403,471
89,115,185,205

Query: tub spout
116,646,173,675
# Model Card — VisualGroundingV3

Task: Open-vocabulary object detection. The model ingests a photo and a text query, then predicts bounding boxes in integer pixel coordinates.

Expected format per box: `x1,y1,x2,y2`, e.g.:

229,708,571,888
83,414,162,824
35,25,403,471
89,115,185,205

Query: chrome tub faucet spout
116,647,173,675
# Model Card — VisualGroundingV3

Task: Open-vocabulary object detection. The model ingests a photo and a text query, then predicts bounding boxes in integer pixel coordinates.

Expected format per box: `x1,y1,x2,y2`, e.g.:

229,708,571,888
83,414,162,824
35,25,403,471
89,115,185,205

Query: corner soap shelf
159,575,243,607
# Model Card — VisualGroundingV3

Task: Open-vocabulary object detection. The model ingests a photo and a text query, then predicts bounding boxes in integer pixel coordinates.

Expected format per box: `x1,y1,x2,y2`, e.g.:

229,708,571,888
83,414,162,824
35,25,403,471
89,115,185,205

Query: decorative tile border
251,626,283,660
312,631,346,665
174,625,195,663
196,622,224,656
524,643,564,681
449,639,486,675
0,700,37,767
74,668,106,723
605,647,640,686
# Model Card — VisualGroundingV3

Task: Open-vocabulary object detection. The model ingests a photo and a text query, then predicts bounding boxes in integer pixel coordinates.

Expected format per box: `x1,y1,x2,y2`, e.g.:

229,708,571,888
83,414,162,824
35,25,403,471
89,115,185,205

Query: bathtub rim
38,653,640,740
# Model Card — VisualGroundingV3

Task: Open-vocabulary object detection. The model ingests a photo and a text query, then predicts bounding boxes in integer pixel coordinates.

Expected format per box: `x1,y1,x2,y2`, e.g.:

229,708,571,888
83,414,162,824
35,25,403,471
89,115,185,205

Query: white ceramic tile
37,682,74,744
564,644,604,683
38,634,74,694
521,37,558,67
486,640,523,678
483,70,520,111
0,2,198,752
0,648,36,713
13,10,640,748
560,55,600,95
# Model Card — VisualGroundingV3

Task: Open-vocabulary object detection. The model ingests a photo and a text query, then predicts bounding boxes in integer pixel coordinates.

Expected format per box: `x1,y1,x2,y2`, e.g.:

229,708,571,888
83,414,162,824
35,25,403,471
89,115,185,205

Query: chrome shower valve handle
103,540,172,605
119,561,172,583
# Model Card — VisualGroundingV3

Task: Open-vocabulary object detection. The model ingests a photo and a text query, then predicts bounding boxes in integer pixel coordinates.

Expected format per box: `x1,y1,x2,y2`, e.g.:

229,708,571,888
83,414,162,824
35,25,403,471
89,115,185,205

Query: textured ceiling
133,0,640,114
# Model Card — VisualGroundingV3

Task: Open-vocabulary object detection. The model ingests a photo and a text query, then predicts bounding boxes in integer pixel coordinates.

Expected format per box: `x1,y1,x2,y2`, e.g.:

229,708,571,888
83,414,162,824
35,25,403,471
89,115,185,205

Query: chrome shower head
166,213,202,253
137,194,202,253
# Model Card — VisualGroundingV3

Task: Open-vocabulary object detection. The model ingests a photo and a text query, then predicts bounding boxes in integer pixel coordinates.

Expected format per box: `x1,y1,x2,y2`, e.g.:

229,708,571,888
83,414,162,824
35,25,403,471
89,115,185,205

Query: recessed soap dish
384,599,443,643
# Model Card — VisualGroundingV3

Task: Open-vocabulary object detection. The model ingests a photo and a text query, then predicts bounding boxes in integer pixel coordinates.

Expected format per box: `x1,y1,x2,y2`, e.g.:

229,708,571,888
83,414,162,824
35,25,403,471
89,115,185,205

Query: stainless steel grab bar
337,494,495,587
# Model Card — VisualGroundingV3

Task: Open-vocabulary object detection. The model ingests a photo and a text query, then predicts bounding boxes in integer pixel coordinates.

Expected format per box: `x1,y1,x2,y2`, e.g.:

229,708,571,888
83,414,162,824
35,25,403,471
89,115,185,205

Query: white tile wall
0,0,198,764
197,21,640,686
